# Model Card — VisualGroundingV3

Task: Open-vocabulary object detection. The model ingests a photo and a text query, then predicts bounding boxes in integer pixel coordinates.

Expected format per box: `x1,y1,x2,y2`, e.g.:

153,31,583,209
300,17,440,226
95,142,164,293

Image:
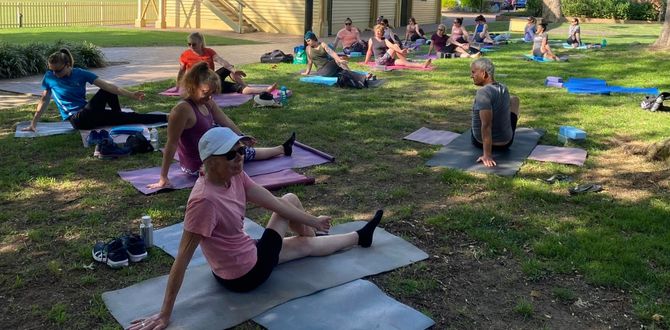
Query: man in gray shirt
470,58,520,167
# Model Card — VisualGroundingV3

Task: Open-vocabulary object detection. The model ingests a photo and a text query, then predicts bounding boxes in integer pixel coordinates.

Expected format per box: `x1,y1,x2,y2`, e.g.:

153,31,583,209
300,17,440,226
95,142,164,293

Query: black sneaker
86,130,101,147
97,138,131,159
121,234,148,262
92,238,129,268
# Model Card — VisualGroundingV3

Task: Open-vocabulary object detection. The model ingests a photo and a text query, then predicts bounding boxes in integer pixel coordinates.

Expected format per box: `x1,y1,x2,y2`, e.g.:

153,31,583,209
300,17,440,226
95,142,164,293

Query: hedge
561,0,664,21
0,40,106,79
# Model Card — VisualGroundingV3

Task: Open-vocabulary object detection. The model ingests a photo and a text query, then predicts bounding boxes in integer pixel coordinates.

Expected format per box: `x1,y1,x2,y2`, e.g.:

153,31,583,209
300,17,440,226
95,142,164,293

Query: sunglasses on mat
220,146,245,160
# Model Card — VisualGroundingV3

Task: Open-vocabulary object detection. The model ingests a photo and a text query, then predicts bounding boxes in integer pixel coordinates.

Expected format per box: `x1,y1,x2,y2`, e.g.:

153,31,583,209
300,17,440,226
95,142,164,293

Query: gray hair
471,58,495,79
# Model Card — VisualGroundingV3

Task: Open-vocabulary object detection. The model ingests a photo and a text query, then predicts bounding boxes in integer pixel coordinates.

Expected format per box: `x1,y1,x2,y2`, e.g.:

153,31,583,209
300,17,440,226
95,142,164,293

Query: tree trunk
653,1,670,49
542,0,562,23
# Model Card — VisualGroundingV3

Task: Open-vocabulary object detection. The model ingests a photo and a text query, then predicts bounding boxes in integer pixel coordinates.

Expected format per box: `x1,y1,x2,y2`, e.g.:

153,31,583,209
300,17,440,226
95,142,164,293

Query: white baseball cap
198,127,250,161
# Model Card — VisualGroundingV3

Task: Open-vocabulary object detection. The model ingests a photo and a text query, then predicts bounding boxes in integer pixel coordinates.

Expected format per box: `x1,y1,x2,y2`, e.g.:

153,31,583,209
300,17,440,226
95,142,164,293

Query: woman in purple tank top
148,63,296,189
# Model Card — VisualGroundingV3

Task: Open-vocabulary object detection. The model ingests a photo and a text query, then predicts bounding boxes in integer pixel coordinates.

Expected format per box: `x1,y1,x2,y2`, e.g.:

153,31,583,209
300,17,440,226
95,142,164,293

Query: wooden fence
0,2,154,28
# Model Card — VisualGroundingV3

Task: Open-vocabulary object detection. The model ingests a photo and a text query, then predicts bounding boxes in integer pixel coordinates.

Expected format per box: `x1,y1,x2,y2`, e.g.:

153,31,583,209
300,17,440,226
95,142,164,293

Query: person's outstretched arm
147,103,189,189
176,65,186,88
364,39,374,64
332,35,341,49
322,42,348,68
93,79,144,101
22,89,52,132
213,54,245,79
476,109,496,167
128,230,202,330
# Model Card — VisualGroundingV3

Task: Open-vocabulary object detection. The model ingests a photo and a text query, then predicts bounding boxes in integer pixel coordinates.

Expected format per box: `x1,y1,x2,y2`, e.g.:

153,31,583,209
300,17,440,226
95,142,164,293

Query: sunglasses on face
187,42,198,47
51,65,68,75
438,28,445,31
345,23,351,25
222,146,245,160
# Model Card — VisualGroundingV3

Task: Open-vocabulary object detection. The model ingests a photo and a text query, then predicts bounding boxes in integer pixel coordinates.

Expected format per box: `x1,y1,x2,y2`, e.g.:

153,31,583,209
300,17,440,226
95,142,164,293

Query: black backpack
336,70,368,89
260,50,294,63
125,132,154,154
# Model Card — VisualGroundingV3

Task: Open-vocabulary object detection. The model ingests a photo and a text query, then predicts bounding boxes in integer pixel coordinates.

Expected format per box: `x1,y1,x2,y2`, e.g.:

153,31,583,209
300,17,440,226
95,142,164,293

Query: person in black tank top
365,24,432,68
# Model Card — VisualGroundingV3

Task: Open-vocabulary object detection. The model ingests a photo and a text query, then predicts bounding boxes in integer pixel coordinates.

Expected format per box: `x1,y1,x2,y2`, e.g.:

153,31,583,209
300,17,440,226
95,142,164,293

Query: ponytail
48,48,74,67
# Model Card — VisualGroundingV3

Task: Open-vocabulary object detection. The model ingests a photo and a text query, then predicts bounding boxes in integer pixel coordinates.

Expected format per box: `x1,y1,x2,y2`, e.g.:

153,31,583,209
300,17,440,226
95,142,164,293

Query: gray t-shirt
568,25,580,38
532,32,546,56
471,82,513,144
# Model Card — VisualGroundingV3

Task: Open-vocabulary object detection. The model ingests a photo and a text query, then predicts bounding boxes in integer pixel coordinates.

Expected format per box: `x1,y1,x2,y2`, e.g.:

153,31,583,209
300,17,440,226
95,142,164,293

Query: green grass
0,26,260,47
0,22,669,328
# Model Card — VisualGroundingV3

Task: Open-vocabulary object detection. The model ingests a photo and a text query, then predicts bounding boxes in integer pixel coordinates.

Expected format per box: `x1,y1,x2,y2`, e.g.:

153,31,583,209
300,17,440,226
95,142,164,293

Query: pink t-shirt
184,173,257,279
336,27,360,48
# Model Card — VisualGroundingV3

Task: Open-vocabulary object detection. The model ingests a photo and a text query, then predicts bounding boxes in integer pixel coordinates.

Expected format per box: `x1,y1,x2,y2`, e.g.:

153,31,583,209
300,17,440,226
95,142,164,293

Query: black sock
356,210,383,248
283,132,296,156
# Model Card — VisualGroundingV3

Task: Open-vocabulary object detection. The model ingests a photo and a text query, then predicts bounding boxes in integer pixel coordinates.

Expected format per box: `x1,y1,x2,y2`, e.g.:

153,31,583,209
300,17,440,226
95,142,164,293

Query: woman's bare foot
423,59,432,68
266,83,278,92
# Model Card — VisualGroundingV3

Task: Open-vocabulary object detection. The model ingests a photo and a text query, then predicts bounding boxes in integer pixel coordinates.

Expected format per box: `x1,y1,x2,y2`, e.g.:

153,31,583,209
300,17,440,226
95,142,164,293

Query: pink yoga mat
403,127,460,146
119,164,315,195
365,62,434,71
160,85,292,101
528,145,587,166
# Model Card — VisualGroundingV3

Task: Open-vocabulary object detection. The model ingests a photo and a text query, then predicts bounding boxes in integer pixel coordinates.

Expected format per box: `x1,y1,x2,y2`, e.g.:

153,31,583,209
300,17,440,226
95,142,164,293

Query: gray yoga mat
426,128,544,176
253,279,435,330
103,221,428,330
154,218,265,268
404,127,460,146
14,121,75,138
528,144,587,166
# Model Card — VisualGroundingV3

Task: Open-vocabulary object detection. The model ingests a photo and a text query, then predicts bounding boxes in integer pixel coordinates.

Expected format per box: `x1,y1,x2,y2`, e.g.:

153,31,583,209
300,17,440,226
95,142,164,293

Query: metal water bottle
140,215,154,248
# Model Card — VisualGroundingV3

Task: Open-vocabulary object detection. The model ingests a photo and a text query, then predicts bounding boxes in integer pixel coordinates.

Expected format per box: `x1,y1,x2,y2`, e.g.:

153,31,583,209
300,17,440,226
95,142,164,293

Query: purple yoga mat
365,62,434,71
243,141,335,176
415,54,439,60
403,127,460,146
119,164,315,195
528,145,587,166
160,85,292,101
212,93,254,107
250,169,315,190
118,163,198,195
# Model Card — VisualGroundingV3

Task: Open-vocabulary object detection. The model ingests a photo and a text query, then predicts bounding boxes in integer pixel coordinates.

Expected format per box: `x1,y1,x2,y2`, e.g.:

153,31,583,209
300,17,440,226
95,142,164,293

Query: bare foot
423,59,432,68
266,83,278,93
471,52,482,59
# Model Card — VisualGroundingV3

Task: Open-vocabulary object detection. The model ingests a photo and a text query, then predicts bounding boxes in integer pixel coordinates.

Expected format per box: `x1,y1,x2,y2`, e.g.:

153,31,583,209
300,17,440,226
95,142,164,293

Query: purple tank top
177,100,215,172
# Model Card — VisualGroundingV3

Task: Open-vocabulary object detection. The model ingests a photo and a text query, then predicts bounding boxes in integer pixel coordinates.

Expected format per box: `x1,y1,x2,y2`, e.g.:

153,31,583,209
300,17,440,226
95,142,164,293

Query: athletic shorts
215,67,246,94
375,52,395,66
213,228,282,292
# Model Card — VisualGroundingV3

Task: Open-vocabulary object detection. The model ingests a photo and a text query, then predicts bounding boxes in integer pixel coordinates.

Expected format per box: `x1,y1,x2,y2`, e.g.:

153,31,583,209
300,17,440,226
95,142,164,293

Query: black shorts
215,67,246,93
471,112,519,150
213,228,282,292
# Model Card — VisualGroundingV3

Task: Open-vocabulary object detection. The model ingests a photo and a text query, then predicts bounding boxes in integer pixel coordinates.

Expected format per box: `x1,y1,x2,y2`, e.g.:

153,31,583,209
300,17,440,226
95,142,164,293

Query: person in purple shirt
147,62,294,190
22,48,167,132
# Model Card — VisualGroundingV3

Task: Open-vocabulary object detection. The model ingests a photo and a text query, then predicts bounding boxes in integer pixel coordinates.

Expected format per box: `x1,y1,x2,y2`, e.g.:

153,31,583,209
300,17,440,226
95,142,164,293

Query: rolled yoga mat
425,128,544,177
102,221,429,330
253,279,435,330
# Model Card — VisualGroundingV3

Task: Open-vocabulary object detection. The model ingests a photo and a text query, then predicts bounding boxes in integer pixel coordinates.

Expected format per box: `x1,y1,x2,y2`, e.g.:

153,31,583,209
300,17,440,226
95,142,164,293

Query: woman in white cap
147,62,294,189
130,126,384,330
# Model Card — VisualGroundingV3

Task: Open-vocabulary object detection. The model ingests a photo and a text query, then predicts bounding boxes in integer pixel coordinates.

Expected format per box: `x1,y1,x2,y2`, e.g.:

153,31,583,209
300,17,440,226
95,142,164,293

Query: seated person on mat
333,18,367,53
567,18,582,47
382,18,403,48
473,15,495,44
177,32,276,95
148,62,294,189
365,24,431,68
470,58,520,168
427,24,482,58
405,17,427,42
22,48,167,132
451,17,471,46
524,17,537,42
130,127,384,330
531,23,559,61
301,31,373,81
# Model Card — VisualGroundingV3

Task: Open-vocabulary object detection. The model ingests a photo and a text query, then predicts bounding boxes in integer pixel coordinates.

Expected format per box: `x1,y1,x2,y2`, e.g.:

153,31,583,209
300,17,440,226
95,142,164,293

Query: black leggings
214,228,282,293
471,112,519,150
68,89,167,130
215,68,245,93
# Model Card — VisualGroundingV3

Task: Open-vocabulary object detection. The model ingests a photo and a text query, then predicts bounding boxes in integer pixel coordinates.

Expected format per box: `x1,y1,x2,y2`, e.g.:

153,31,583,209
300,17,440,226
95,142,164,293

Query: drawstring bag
125,132,154,154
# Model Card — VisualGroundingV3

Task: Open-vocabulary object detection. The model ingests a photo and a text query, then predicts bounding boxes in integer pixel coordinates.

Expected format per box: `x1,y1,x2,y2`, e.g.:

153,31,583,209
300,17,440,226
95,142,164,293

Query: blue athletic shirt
41,68,98,120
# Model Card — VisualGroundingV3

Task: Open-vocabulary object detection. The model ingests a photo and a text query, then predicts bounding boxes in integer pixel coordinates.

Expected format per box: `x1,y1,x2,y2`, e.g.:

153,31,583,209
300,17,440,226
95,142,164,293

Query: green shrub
526,0,542,17
0,40,106,79
442,0,459,10
561,0,661,20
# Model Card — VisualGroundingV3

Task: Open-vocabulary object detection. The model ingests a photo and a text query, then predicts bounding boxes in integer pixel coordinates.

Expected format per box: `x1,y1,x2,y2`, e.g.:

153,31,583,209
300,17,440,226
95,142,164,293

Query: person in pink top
177,32,276,95
147,62,295,189
333,18,367,53
130,126,384,330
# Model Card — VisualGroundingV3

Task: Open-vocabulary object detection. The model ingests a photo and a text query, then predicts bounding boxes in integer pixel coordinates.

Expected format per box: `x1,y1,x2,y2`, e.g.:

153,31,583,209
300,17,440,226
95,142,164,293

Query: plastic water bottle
149,128,159,150
280,86,288,107
601,39,607,48
140,215,154,248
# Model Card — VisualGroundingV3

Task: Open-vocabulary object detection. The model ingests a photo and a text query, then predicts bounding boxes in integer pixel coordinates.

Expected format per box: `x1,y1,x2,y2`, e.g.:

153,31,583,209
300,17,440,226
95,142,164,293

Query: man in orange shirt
333,18,367,53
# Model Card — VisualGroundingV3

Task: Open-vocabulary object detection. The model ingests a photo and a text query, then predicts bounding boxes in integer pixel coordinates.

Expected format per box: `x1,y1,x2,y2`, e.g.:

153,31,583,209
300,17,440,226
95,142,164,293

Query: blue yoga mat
523,54,553,62
299,76,337,86
562,43,588,49
564,77,658,95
